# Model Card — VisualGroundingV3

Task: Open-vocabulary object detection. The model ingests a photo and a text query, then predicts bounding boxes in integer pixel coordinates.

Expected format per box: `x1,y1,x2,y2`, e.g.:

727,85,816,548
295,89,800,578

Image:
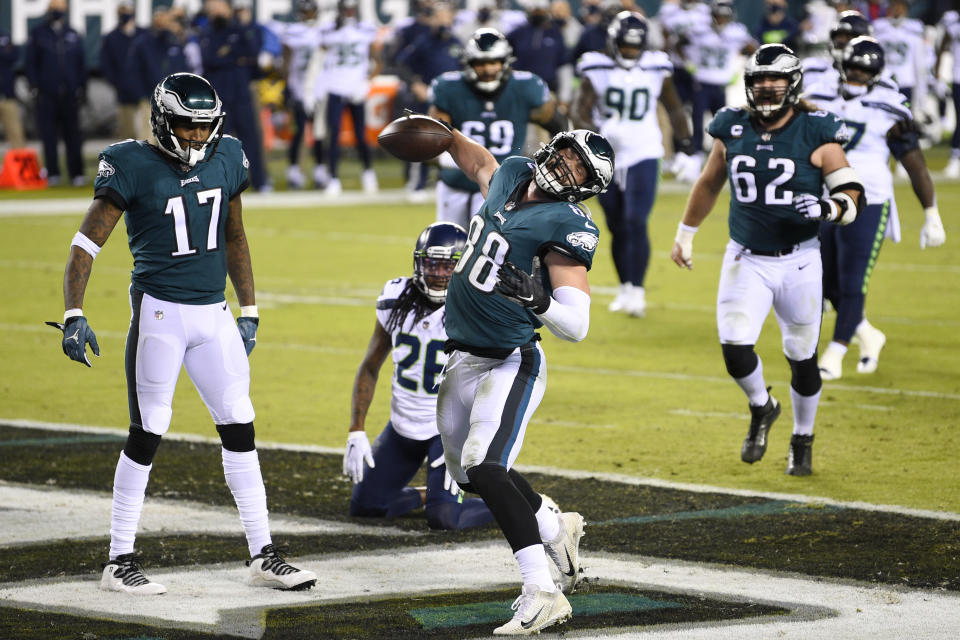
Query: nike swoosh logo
799,264,809,270
518,294,534,302
222,302,228,310
562,549,576,577
66,329,81,343
521,606,546,629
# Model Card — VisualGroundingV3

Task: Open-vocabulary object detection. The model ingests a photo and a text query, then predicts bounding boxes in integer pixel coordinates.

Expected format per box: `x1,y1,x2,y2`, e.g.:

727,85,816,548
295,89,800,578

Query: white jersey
941,11,960,83
659,2,710,67
804,80,912,239
269,20,320,103
684,20,754,86
577,49,673,167
873,17,926,92
375,277,448,441
801,55,838,91
316,19,378,102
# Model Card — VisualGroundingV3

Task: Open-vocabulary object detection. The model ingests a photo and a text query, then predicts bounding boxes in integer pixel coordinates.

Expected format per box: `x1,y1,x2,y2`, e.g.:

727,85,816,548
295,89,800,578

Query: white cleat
492,584,572,635
818,345,845,380
608,283,631,313
324,178,342,197
313,165,330,189
855,321,886,374
361,168,379,194
100,554,167,595
624,286,646,317
543,512,585,593
944,157,960,179
246,544,317,591
539,494,561,515
286,165,305,189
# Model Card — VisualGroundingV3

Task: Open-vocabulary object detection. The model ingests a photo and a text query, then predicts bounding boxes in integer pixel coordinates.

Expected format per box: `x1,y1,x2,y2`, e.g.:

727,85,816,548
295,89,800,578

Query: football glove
429,454,460,496
793,192,855,224
46,316,100,367
920,206,946,249
237,316,258,356
343,430,375,483
495,260,550,314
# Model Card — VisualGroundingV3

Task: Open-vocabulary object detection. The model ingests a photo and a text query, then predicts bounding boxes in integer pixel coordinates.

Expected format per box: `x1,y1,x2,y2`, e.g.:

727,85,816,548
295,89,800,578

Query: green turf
2,148,959,516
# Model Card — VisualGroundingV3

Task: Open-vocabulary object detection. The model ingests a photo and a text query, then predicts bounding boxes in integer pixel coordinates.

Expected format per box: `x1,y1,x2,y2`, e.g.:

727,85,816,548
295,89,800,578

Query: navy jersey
708,107,847,252
93,136,250,304
445,157,600,350
430,70,549,192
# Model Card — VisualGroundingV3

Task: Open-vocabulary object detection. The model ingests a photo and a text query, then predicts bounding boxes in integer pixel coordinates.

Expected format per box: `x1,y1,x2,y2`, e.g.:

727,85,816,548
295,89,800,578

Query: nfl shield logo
155,310,164,320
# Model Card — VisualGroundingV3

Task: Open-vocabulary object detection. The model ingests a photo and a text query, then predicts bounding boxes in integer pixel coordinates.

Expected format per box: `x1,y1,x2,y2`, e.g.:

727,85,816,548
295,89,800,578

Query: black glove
46,316,100,367
495,260,550,314
237,316,259,356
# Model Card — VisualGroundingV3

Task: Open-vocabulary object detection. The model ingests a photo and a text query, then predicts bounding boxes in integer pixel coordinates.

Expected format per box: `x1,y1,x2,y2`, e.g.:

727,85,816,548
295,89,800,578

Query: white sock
535,502,561,542
514,544,556,592
825,341,848,357
734,358,770,407
222,448,272,557
790,387,820,436
109,452,151,559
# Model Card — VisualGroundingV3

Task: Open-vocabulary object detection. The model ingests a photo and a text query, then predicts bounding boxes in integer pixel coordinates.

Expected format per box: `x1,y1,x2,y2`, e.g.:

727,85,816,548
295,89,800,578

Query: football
377,114,454,162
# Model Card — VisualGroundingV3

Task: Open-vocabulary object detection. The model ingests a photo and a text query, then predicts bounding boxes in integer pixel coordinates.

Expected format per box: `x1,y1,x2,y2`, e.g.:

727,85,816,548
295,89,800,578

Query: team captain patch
566,231,599,251
97,158,115,177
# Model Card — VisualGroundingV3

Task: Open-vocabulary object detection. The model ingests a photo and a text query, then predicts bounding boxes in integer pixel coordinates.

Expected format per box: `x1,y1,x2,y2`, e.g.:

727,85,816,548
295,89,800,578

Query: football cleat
493,584,572,635
608,283,630,313
286,165,305,189
100,554,167,595
943,157,960,179
818,345,844,380
246,544,317,591
625,285,646,318
741,389,781,463
543,512,585,593
361,168,379,194
786,434,814,476
324,177,343,197
313,164,330,189
855,321,886,374
539,493,561,515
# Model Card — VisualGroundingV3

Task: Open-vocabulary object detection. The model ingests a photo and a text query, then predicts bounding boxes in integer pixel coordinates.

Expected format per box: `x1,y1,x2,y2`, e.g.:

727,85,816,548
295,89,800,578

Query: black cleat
786,434,814,476
741,388,781,463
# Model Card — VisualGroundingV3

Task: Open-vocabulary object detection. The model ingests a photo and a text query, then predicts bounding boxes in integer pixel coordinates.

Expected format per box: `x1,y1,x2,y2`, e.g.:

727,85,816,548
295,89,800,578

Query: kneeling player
342,222,495,531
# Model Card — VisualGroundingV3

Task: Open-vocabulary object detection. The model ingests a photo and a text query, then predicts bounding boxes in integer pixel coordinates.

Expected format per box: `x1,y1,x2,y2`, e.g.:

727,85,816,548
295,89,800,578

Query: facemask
529,13,548,27
119,13,135,26
478,8,491,22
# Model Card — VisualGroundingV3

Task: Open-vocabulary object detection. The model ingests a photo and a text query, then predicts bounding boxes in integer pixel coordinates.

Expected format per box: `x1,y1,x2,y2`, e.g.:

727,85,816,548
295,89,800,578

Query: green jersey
430,70,549,193
708,106,848,252
93,136,250,304
445,157,600,351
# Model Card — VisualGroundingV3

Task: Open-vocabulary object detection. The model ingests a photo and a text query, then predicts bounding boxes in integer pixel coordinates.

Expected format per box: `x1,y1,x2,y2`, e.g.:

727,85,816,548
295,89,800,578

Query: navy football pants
820,202,890,343
597,158,660,288
326,94,371,179
350,422,494,531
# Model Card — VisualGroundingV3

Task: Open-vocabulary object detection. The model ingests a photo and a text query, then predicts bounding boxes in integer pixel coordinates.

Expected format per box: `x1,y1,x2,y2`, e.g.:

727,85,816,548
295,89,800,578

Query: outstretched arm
446,128,500,198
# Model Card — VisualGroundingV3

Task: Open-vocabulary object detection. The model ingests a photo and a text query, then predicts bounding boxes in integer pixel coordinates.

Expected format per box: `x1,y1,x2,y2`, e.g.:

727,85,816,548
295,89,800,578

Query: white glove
672,222,698,269
673,152,702,183
793,192,837,221
920,206,946,249
343,431,374,483
429,454,460,496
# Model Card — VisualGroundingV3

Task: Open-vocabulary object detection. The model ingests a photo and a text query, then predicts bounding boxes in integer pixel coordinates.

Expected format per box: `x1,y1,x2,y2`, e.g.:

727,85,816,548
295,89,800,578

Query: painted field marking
4,419,959,523
591,500,839,527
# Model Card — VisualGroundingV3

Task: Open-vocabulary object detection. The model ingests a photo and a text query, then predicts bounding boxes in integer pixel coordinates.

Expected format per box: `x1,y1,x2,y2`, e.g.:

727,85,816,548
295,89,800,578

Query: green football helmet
150,73,225,167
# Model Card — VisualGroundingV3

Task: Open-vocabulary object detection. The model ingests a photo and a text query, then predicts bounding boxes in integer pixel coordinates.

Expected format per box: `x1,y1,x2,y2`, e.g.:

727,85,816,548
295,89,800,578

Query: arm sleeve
537,285,591,342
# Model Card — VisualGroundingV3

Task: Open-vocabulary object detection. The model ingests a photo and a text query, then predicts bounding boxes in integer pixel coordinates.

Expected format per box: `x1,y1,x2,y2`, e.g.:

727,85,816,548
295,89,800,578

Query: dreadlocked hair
383,279,443,334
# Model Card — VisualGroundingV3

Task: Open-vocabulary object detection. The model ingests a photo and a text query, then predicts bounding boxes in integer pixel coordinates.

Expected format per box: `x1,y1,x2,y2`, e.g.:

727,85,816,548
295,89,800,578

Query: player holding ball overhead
380,110,615,635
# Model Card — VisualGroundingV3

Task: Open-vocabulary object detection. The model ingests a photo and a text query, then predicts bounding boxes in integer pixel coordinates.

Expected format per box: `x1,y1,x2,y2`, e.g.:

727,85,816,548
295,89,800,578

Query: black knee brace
216,422,256,452
788,355,822,396
123,425,161,466
721,343,759,379
467,463,541,552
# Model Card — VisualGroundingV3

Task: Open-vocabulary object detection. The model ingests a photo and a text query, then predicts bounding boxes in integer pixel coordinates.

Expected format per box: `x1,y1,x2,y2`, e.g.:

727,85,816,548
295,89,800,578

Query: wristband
64,308,84,322
71,231,101,259
924,206,941,220
240,305,259,318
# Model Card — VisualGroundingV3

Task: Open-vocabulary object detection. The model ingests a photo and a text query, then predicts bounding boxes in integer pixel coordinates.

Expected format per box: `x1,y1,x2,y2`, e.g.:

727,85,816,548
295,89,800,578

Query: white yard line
4,418,958,522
